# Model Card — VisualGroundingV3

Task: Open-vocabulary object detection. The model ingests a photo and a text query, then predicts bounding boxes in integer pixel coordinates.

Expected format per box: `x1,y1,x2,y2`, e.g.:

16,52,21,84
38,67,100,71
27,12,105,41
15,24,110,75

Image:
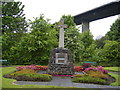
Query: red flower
74,66,83,72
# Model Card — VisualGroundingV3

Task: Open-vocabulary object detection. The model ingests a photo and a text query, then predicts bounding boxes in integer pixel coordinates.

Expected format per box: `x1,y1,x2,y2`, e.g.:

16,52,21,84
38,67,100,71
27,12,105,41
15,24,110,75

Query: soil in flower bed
105,74,116,85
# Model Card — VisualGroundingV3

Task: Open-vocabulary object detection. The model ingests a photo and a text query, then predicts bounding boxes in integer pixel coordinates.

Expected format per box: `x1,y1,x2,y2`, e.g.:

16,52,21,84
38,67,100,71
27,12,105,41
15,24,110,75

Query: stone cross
58,18,67,48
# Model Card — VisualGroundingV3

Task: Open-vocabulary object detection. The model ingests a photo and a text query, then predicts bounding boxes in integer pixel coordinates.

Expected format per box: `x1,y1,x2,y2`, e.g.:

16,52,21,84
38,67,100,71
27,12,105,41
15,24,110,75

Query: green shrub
10,69,36,76
72,76,106,85
11,73,52,81
86,71,108,79
5,69,52,82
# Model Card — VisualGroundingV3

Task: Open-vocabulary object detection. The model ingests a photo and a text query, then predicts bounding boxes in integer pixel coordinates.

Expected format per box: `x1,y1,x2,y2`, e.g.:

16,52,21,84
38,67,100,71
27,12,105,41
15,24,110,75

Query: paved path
14,76,120,89
109,71,120,75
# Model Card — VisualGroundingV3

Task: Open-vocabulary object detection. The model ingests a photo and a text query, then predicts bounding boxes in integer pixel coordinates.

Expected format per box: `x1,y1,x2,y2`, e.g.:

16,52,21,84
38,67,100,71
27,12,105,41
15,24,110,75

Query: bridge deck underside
74,1,120,25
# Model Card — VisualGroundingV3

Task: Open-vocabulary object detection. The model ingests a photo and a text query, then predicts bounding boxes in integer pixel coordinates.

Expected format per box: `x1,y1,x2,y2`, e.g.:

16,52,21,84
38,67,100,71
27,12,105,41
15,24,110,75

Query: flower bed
16,65,48,71
72,75,107,85
84,66,108,74
74,66,84,72
3,64,116,85
71,65,116,85
4,69,52,82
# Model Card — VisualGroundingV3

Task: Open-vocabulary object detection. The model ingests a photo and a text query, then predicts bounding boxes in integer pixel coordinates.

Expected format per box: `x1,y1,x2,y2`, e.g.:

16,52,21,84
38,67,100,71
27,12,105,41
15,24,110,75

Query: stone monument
47,18,74,75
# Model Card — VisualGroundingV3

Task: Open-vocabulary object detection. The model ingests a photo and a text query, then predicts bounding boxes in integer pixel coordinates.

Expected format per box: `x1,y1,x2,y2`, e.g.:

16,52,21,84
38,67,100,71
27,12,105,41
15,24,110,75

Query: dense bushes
2,6,119,66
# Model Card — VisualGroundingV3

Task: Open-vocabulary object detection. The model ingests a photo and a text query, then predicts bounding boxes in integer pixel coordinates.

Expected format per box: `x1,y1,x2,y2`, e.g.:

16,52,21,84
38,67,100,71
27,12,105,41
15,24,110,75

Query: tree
106,19,120,42
102,40,120,66
2,2,28,34
11,15,58,65
59,15,95,62
95,36,108,49
80,30,94,49
59,15,84,62
2,2,28,61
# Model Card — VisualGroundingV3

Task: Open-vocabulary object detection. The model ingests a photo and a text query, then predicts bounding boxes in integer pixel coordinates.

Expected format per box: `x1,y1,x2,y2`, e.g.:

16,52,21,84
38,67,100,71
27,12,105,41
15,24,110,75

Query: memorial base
47,48,74,75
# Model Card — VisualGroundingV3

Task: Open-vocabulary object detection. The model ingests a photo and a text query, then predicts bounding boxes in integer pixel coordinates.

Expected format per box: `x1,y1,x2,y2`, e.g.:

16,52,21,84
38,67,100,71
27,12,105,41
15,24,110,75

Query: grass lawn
1,66,73,88
1,66,120,88
104,67,120,72
109,73,120,86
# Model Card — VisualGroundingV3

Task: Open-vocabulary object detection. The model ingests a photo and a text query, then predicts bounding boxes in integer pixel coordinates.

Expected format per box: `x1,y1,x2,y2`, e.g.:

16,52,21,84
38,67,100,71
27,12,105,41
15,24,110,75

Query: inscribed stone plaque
56,53,67,64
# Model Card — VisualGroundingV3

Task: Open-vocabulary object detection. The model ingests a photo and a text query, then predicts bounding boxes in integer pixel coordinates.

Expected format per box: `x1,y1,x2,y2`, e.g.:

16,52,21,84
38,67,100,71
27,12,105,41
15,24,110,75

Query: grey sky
15,0,118,39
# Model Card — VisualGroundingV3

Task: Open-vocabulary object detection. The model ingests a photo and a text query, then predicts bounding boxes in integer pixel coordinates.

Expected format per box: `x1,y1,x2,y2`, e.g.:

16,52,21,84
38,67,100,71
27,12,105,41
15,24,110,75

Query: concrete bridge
74,1,120,32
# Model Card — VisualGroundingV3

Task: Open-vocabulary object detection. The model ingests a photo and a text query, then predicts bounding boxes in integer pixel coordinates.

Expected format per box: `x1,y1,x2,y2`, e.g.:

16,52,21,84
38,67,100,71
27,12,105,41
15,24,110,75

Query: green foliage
72,75,106,85
64,26,84,62
95,36,108,49
78,31,95,61
86,71,108,79
109,73,120,86
2,2,28,34
11,15,58,64
10,69,36,76
102,40,120,66
80,30,94,49
61,15,84,62
2,2,28,62
61,15,75,27
11,73,52,81
61,15,95,62
106,19,120,42
91,48,104,64
5,69,52,81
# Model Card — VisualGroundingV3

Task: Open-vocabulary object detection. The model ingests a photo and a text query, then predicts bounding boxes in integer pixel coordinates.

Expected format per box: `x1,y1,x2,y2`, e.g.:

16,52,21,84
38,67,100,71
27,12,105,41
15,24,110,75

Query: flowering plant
82,63,92,68
84,66,108,74
40,66,48,71
74,66,84,72
16,65,48,71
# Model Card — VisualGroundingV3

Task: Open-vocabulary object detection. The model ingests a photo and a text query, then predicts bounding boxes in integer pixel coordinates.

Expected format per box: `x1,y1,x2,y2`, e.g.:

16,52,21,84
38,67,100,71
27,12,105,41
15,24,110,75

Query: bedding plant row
3,64,118,85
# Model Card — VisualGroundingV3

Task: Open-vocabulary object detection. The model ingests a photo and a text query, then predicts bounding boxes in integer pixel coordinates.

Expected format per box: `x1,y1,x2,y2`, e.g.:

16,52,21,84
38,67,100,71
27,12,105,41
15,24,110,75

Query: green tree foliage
2,2,28,60
95,36,108,49
60,15,95,62
60,15,84,62
2,2,28,34
64,26,84,62
80,30,94,49
11,15,58,64
79,31,95,61
101,40,120,66
106,19,120,42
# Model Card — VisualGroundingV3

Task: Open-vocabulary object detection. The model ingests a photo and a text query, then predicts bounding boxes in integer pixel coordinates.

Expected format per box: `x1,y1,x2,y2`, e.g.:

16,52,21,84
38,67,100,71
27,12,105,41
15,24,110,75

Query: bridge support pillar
82,22,89,32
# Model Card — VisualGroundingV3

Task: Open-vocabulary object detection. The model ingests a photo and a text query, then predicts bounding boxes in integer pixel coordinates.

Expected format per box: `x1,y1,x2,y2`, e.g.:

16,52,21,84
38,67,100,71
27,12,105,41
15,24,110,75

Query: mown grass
1,67,73,88
109,73,120,86
104,67,120,72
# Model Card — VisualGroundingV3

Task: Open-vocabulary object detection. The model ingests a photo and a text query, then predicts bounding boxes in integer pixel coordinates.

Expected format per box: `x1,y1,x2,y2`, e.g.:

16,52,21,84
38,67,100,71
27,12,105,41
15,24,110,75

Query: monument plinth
47,19,74,75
